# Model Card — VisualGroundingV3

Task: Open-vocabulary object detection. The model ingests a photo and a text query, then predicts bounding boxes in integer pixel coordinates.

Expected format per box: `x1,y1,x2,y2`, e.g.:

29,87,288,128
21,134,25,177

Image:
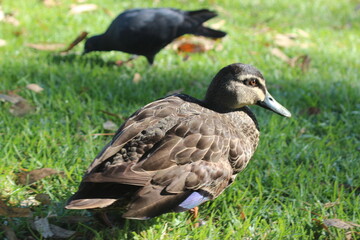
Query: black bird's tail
187,9,218,23
195,26,227,38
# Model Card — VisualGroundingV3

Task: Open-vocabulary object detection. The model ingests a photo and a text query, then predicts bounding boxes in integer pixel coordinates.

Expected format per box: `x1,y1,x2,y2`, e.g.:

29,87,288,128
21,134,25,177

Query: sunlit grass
0,0,359,239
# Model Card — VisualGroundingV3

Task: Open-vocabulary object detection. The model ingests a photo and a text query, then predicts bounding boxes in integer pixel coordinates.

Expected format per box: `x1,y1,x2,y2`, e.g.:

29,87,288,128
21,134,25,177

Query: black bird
66,63,291,222
83,8,227,64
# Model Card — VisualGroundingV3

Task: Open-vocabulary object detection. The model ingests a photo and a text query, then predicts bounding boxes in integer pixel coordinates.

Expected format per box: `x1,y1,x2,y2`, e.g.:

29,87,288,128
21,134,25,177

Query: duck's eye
245,78,258,87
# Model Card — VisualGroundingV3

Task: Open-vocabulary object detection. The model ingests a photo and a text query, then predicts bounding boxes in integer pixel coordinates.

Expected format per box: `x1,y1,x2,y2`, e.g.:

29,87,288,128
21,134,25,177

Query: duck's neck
202,97,235,113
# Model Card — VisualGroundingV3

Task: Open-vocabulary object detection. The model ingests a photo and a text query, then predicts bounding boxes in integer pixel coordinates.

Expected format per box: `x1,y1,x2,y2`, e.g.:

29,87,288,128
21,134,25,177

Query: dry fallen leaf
26,83,44,93
274,33,297,48
0,7,4,21
61,31,88,53
324,200,340,208
10,99,35,116
0,39,6,47
0,12,20,26
274,32,310,48
43,0,61,7
324,219,360,230
132,72,142,84
270,48,311,71
170,35,223,53
70,4,98,14
102,8,115,17
17,168,63,185
177,42,205,53
270,48,290,62
290,55,311,72
295,29,310,38
103,120,117,131
0,199,33,218
1,225,18,240
26,43,66,51
306,107,321,115
33,217,76,239
0,93,35,117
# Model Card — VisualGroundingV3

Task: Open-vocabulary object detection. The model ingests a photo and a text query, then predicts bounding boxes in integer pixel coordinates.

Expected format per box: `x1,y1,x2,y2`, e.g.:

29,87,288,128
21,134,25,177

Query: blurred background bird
83,8,227,64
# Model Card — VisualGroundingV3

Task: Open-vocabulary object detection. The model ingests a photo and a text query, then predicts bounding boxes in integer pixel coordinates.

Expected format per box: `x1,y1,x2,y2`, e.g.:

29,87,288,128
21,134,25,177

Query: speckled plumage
66,63,291,220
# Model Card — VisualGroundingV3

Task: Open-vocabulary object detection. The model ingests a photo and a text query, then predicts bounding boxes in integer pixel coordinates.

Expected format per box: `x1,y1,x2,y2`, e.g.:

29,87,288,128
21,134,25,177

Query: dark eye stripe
243,78,266,94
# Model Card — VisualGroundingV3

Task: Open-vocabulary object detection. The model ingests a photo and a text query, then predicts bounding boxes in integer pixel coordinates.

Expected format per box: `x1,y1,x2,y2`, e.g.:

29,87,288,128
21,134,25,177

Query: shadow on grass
50,53,124,68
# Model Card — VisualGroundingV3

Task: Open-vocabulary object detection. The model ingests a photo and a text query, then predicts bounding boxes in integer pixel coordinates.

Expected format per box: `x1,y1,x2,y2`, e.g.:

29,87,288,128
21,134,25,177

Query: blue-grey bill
257,92,292,118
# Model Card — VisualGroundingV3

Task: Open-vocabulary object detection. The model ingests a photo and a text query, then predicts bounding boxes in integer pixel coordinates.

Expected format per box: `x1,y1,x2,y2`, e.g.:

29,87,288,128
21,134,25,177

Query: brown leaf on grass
324,219,360,230
289,55,311,72
324,200,340,208
0,39,6,47
10,99,35,116
346,231,360,240
295,29,310,38
26,43,66,51
298,127,307,137
240,211,246,220
307,107,321,115
0,10,20,26
114,58,135,67
1,225,18,240
177,42,205,53
132,72,142,84
0,199,33,217
0,7,4,20
70,4,98,14
274,32,310,48
17,168,64,185
270,48,290,62
171,36,222,53
13,29,26,37
26,83,44,93
43,0,61,7
61,31,88,53
312,218,330,232
270,48,311,71
35,194,51,205
102,8,115,17
32,217,76,239
103,120,117,131
0,93,35,117
274,33,297,48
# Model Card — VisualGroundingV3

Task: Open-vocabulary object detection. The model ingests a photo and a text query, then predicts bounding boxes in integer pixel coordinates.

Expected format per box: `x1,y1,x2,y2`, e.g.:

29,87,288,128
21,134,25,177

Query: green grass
1,0,359,239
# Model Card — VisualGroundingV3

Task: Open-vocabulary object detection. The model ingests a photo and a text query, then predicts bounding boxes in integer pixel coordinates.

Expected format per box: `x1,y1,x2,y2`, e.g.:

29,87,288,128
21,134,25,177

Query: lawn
0,0,359,239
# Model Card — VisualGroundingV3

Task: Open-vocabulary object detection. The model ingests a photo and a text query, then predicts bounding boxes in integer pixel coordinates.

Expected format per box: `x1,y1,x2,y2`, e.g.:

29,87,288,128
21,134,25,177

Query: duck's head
204,63,291,117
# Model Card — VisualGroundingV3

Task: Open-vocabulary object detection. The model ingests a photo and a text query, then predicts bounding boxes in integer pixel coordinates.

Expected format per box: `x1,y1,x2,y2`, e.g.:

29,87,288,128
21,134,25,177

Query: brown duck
65,63,291,220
